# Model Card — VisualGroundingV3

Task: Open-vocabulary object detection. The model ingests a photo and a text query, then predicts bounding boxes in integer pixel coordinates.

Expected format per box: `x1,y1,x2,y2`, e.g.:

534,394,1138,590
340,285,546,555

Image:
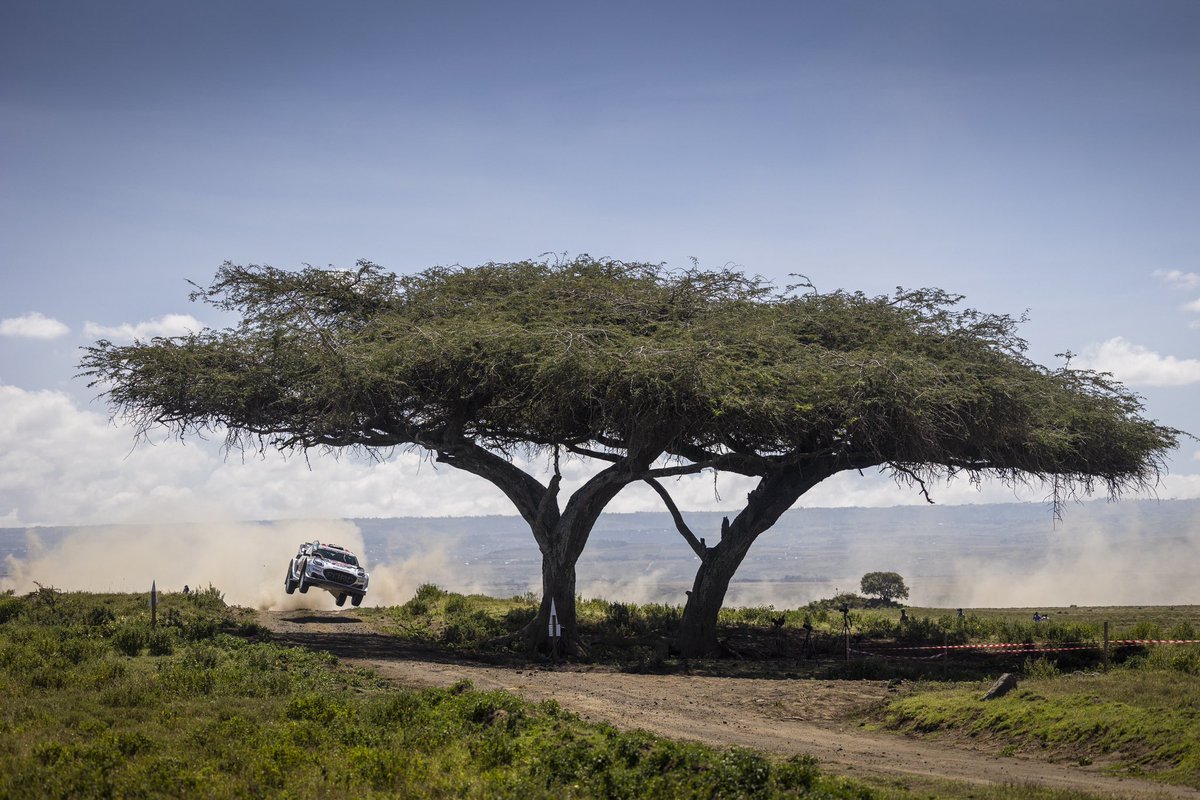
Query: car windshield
315,548,358,566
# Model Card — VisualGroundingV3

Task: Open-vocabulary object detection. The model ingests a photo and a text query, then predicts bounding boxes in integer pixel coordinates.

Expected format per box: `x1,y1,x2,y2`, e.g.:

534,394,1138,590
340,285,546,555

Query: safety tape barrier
858,639,1200,653
868,642,1092,651
849,648,945,661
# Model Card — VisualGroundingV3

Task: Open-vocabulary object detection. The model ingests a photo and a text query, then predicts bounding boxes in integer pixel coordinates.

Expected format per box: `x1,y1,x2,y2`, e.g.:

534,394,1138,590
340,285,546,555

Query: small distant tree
860,572,909,604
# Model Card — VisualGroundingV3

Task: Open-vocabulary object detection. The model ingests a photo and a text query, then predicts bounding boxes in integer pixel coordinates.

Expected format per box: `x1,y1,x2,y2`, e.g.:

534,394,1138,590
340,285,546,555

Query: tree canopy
85,258,1174,492
81,256,1180,651
860,572,909,604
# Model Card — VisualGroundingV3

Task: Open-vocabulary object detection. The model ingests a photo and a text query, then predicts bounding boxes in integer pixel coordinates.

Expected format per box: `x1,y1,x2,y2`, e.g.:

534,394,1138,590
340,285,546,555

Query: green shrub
146,627,175,656
712,747,771,796
111,623,145,657
443,609,503,645
1130,621,1164,640
414,583,446,602
1169,621,1197,641
1022,656,1061,679
286,691,349,725
503,606,537,629
773,753,821,791
402,597,430,617
0,593,24,624
1127,644,1200,676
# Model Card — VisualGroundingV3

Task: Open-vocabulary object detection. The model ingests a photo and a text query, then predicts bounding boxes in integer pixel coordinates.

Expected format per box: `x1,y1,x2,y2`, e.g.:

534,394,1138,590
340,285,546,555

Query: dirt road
258,609,1198,799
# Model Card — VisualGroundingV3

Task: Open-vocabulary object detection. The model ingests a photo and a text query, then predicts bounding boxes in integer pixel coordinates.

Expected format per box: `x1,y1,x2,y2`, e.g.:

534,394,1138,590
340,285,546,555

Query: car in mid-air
285,540,369,607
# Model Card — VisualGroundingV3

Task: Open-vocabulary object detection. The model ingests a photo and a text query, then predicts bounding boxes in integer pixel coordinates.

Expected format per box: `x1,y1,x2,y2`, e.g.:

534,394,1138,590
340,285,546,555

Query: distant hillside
4,498,1198,608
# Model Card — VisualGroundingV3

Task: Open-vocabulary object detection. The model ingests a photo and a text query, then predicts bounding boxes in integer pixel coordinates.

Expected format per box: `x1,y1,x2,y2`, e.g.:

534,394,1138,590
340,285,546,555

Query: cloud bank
83,313,205,342
0,313,69,340
1076,337,1200,387
1154,269,1200,290
2,383,1197,528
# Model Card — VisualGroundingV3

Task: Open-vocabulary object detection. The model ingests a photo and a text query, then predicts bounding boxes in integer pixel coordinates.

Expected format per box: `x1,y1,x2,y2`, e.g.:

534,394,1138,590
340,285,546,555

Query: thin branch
892,463,935,504
643,478,707,560
563,443,622,462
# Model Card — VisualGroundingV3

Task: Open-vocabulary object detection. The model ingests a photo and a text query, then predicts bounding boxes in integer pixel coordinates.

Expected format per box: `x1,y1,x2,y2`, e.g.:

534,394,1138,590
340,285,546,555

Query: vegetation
374,587,1200,787
5,584,1196,797
881,649,1200,787
1,586,886,799
81,257,1180,656
859,573,909,604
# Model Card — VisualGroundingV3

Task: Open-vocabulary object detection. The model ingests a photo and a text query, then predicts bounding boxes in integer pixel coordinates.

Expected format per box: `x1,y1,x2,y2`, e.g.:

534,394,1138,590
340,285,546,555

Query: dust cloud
578,568,679,606
0,519,460,611
920,511,1200,608
4,501,1197,613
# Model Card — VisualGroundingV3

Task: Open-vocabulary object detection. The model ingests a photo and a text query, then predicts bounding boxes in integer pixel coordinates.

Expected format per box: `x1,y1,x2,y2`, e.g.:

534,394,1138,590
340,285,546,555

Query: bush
1130,621,1164,640
111,624,145,657
1169,621,1197,641
443,610,503,645
414,584,446,602
1127,644,1200,676
1022,656,1061,679
0,592,24,624
146,627,175,656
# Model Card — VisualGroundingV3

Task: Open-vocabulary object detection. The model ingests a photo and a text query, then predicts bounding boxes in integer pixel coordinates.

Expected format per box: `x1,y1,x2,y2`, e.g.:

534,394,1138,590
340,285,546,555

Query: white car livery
285,540,369,607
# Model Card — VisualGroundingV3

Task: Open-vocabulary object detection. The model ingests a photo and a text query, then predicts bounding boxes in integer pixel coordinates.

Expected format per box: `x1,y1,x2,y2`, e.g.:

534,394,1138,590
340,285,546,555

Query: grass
358,585,1200,789
0,586,885,799
359,586,1199,680
878,648,1200,788
6,584,1195,798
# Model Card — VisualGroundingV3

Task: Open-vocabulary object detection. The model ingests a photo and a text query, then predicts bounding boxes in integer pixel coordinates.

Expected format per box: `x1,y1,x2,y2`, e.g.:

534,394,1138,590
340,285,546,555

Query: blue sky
2,1,1199,526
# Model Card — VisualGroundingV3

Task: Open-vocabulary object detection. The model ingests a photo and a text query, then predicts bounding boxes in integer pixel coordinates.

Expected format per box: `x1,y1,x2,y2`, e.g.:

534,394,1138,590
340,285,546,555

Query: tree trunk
674,465,836,658
436,429,673,654
530,548,578,653
675,533,755,657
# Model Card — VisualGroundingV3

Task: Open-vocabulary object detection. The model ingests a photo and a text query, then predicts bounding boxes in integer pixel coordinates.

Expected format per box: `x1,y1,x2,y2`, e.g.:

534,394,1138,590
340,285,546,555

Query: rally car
284,540,369,607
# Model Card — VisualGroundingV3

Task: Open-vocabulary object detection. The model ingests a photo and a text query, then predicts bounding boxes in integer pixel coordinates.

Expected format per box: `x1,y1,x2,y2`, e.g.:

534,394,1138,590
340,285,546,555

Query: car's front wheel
284,565,297,595
351,594,363,607
335,594,347,607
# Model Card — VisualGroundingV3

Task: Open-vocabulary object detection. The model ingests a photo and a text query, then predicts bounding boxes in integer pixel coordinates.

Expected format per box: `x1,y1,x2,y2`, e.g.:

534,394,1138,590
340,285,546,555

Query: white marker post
150,580,157,628
549,598,562,659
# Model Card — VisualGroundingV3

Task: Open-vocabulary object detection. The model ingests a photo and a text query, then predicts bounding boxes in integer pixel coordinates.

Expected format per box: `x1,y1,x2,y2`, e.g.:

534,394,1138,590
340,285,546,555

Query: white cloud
1076,337,1200,387
0,382,525,526
1154,269,1200,290
2,382,1198,528
82,313,204,342
0,312,69,339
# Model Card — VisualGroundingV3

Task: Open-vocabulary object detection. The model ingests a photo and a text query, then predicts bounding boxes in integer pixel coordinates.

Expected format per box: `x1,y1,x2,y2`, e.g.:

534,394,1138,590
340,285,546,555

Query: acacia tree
81,257,767,651
82,258,1179,656
635,285,1178,656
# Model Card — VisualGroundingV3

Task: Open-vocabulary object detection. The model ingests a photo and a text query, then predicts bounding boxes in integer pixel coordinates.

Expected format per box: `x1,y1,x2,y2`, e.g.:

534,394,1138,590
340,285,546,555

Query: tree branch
643,478,707,559
890,463,936,504
563,443,622,462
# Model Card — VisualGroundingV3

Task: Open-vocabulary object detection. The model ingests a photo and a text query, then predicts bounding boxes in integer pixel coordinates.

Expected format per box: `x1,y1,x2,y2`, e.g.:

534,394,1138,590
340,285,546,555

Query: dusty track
258,609,1198,799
